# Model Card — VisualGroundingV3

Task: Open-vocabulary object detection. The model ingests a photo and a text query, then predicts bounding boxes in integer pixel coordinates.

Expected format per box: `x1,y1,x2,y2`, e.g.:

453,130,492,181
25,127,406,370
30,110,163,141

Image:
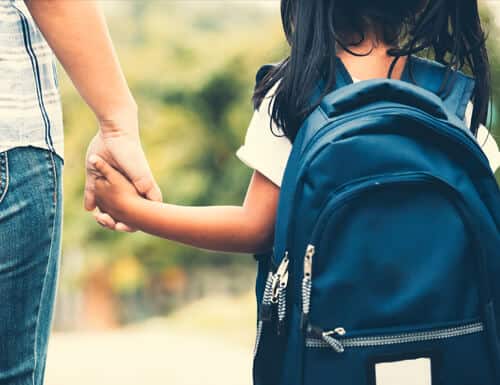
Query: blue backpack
253,56,500,385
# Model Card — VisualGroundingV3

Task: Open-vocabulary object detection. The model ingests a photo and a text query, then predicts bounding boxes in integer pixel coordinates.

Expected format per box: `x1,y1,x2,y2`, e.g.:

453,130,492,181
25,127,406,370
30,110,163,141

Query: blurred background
45,1,500,385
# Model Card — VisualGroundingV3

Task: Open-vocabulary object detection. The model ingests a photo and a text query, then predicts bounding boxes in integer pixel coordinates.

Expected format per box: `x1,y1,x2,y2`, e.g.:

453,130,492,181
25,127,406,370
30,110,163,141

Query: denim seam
31,151,58,385
0,152,9,204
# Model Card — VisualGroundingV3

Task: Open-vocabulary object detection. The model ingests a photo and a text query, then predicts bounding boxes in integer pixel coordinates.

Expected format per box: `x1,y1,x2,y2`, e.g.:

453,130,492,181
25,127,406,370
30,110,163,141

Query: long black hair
253,0,491,141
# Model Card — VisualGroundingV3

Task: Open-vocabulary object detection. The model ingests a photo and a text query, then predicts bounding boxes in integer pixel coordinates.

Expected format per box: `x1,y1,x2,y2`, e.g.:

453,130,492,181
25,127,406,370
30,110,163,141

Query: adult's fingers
133,175,163,202
84,153,108,212
84,181,97,212
84,163,98,211
112,142,162,202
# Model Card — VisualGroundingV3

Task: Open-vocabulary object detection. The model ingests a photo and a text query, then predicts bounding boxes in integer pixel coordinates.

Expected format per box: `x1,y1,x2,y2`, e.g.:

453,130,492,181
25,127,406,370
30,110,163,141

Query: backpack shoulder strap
313,57,354,103
334,57,354,90
402,55,476,121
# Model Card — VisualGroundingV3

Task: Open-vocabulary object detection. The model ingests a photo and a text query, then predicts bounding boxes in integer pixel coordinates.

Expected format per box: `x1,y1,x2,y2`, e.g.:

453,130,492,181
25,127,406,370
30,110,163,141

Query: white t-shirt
236,79,500,187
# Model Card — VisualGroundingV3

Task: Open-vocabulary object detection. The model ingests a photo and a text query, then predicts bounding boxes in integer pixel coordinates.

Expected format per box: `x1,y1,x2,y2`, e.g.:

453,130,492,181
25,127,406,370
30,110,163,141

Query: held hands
90,154,142,224
85,112,162,231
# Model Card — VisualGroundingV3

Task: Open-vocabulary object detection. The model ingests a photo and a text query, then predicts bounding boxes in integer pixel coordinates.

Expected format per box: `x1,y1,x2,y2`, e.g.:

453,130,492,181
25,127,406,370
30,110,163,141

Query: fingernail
89,154,98,165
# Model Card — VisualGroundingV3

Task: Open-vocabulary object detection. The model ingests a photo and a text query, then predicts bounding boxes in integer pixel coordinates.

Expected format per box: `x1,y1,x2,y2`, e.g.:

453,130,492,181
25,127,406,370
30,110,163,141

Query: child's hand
90,154,143,224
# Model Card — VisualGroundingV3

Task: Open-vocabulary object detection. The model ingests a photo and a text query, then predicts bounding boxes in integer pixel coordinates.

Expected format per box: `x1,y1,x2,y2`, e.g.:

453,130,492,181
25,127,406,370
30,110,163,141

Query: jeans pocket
0,152,9,204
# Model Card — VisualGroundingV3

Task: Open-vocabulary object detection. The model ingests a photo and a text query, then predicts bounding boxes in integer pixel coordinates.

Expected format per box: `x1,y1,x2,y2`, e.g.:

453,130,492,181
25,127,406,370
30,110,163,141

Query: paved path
45,329,253,385
44,291,422,385
45,327,423,385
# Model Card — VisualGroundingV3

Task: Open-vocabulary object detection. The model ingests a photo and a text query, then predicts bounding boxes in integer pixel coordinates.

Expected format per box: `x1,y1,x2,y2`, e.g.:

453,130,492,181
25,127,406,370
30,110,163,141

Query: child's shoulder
464,103,500,172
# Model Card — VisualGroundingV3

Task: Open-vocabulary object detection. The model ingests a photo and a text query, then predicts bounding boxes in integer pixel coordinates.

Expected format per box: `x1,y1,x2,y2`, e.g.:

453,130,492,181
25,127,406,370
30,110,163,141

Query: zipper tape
306,322,484,351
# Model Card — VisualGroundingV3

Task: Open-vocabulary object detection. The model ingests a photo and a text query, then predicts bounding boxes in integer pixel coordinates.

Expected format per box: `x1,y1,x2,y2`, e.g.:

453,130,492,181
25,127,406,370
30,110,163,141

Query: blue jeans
0,147,63,385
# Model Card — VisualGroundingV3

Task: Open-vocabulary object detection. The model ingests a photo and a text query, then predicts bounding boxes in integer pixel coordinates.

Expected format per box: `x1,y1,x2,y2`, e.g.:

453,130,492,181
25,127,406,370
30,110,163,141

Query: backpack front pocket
300,172,486,332
297,172,499,384
302,320,495,385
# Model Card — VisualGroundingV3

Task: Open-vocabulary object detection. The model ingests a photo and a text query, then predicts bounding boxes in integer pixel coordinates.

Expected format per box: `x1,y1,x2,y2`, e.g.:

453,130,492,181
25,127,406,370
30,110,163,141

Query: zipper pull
304,245,314,277
259,272,275,322
276,252,290,276
277,271,289,336
260,253,289,322
301,245,315,329
271,253,289,304
308,325,346,353
321,328,346,353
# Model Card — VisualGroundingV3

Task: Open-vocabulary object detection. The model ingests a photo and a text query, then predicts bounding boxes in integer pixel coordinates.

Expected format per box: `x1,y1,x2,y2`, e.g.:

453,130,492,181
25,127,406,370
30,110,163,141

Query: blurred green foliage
482,8,500,184
60,3,286,300
59,2,499,303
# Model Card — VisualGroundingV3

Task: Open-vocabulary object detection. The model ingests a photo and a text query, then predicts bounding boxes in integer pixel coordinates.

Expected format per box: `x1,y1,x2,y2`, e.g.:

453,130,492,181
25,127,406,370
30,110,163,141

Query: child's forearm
122,198,274,254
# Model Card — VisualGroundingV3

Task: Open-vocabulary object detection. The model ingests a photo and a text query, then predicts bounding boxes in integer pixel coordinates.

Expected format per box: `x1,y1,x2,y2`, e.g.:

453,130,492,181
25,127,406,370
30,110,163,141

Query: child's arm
91,156,280,254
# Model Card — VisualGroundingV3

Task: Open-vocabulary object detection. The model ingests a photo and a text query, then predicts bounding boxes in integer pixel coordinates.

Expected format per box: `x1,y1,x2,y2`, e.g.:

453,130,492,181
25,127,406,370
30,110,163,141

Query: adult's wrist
97,99,139,137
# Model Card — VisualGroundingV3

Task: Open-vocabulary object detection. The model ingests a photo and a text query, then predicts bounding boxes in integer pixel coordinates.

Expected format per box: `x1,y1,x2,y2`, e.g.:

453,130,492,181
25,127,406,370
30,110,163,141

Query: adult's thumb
133,174,163,202
144,181,163,202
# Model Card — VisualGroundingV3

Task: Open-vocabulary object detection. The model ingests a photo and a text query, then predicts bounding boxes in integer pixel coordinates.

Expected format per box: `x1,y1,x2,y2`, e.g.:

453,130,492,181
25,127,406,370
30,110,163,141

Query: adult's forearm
26,0,136,131
122,199,273,254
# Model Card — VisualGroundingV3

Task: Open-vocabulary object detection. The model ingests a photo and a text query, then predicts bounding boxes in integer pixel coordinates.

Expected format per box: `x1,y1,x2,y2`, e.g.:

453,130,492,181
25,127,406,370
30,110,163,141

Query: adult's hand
85,110,162,231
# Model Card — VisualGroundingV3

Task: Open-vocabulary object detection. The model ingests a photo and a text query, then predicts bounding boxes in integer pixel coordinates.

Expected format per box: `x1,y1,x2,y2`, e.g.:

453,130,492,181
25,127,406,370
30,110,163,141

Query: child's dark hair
253,0,491,141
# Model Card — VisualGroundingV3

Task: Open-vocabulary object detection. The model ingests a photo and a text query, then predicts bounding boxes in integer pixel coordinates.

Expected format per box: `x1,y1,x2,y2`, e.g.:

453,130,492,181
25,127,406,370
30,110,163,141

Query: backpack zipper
305,322,484,352
254,253,291,357
254,271,275,357
273,253,290,336
277,270,289,335
271,252,290,303
300,245,315,330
